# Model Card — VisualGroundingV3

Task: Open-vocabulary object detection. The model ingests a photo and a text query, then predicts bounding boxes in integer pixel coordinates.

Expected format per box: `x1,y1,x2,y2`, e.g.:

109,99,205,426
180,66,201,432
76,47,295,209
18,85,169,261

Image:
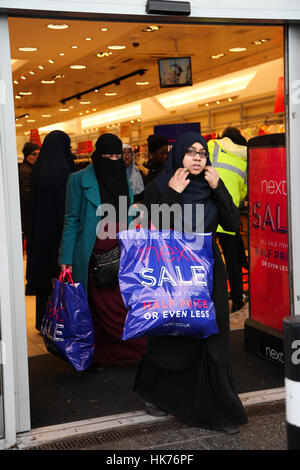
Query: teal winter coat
58,163,133,293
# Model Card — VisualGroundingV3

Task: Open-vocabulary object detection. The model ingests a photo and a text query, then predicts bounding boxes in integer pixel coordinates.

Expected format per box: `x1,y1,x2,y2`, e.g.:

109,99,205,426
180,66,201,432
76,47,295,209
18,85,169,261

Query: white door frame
0,14,31,449
0,4,299,448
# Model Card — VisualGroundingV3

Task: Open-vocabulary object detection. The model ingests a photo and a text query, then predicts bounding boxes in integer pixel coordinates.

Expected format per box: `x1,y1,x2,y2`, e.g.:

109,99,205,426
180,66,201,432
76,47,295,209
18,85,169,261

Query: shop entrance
9,16,285,429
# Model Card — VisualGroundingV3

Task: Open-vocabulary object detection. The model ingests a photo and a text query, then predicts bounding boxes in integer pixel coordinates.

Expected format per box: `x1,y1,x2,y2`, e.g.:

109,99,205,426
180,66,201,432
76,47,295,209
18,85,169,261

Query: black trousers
217,232,244,308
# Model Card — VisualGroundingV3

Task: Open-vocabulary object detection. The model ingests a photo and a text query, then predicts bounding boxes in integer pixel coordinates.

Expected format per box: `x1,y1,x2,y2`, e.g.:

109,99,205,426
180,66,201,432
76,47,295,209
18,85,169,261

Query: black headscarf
155,131,218,232
91,133,129,220
27,130,76,289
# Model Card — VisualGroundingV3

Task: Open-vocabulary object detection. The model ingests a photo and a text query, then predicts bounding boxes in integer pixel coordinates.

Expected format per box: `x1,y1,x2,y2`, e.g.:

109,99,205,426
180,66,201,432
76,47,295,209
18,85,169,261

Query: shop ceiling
9,17,283,134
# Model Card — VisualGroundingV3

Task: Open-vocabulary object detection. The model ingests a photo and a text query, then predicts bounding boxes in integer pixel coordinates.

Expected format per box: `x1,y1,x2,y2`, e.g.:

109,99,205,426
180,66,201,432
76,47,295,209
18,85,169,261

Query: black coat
141,178,240,369
18,160,34,239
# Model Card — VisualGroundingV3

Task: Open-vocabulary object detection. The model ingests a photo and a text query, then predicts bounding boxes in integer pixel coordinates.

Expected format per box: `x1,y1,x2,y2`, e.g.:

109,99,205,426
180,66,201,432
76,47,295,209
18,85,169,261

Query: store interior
9,17,285,428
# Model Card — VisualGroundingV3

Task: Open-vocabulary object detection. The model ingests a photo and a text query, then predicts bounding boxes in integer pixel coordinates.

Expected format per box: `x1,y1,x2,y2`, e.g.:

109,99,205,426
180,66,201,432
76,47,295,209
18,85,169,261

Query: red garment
88,234,146,366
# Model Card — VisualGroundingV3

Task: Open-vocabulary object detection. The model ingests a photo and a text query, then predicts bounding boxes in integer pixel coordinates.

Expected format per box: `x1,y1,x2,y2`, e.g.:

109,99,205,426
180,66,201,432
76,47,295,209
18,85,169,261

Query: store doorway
9,16,285,429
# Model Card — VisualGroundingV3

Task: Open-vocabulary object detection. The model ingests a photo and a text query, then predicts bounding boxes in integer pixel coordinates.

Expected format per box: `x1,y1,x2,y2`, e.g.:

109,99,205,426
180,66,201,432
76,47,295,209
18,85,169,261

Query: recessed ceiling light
107,45,126,50
27,119,36,122
216,100,221,104
70,65,86,69
85,110,90,113
101,27,108,31
24,114,29,118
42,114,52,117
80,101,91,104
38,65,44,70
29,71,35,75
47,23,69,29
105,92,117,96
229,47,247,52
41,80,56,84
18,47,38,52
252,39,270,45
85,37,92,41
15,95,21,99
205,103,209,107
72,45,78,49
14,80,19,84
19,91,32,95
143,25,161,32
228,98,233,102
21,76,26,80
96,52,112,58
15,123,23,127
211,53,225,59
94,89,99,93
136,81,149,85
59,108,69,112
59,52,65,56
48,59,55,64
92,108,97,111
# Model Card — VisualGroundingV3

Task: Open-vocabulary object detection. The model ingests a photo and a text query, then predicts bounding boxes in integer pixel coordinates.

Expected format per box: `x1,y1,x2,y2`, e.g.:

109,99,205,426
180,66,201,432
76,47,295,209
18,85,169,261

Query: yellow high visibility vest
207,138,247,235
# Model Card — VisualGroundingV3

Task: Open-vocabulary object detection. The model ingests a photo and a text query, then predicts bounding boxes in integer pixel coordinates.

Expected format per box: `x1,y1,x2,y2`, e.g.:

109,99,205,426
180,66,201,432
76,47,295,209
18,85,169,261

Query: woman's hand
168,168,190,193
204,166,220,189
60,264,72,274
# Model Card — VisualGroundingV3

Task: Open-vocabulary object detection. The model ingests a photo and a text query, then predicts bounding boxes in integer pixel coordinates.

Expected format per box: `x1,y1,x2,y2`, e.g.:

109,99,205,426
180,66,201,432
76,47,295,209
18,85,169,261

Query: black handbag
91,245,121,287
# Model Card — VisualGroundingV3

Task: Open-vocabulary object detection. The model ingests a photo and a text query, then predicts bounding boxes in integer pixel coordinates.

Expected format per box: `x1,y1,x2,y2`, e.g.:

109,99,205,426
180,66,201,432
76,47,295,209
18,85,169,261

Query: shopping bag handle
59,267,75,285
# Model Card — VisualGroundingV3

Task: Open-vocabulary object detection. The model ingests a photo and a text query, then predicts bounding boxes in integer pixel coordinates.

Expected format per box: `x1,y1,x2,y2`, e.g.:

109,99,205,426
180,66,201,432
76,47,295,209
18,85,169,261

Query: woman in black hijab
134,131,248,434
27,130,75,331
59,133,146,372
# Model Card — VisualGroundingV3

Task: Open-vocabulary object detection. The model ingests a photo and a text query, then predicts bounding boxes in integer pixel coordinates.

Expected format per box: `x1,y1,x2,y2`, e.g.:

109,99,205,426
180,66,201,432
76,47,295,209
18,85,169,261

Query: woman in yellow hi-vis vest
208,127,248,313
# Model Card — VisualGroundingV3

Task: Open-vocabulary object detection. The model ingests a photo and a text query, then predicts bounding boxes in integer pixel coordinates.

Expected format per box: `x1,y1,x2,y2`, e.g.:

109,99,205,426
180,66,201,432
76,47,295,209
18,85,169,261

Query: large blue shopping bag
41,269,95,371
117,229,219,340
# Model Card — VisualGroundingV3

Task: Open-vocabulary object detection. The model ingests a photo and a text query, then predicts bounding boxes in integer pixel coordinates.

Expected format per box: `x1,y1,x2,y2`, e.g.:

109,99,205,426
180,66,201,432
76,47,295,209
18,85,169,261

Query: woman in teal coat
59,134,146,370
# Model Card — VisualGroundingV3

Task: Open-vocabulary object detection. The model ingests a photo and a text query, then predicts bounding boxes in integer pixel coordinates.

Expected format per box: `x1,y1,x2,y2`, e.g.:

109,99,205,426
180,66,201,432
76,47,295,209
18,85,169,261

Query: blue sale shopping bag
117,229,219,340
41,269,95,371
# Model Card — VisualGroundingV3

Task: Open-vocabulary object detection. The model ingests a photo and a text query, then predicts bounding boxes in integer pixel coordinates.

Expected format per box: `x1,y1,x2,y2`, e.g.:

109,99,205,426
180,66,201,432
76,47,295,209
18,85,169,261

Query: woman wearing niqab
27,130,75,331
134,131,248,433
59,133,146,370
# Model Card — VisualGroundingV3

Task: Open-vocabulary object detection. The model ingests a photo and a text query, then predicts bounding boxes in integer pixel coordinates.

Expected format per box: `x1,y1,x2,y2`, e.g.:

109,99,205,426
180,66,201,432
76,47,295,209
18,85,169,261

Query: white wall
1,0,300,20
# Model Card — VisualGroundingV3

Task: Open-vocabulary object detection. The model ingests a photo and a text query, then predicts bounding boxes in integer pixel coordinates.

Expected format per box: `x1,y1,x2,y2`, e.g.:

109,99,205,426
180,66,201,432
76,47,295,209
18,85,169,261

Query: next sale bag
41,269,95,371
117,229,218,340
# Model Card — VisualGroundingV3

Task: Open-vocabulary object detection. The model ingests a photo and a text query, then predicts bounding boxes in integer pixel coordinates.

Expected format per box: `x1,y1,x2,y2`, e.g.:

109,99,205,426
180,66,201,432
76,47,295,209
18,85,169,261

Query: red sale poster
248,134,289,332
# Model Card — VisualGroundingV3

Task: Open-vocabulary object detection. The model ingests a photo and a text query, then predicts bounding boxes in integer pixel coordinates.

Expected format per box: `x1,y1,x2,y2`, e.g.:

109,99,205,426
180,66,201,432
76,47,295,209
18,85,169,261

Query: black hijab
155,131,218,232
91,133,129,219
28,130,76,288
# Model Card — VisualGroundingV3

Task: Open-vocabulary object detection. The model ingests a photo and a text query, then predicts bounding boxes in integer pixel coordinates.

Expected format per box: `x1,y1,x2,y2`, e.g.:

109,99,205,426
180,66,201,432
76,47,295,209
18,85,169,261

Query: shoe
135,391,168,417
84,363,105,373
213,425,240,435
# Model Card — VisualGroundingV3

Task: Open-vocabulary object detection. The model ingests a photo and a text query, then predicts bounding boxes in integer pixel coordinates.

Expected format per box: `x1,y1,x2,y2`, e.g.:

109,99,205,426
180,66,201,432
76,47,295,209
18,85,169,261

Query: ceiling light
157,71,256,109
80,101,91,104
38,65,44,70
205,103,209,106
94,89,99,93
72,45,78,49
48,59,55,64
107,45,126,50
216,100,221,104
21,76,26,80
105,92,117,96
19,91,32,95
14,80,19,84
27,119,36,122
136,81,149,85
29,71,35,75
252,39,270,45
211,54,225,59
96,52,112,58
15,95,21,99
229,47,247,52
85,111,90,113
15,123,23,127
42,114,52,117
228,98,233,102
93,108,97,112
79,112,83,115
59,108,69,111
101,27,108,31
47,24,69,30
59,52,65,56
85,37,92,41
143,25,161,32
82,103,142,128
18,47,38,52
24,114,29,118
70,65,86,69
41,80,55,84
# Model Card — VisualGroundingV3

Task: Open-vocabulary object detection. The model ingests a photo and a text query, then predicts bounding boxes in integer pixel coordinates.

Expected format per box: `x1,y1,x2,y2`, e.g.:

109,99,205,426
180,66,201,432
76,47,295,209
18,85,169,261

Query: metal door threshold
15,387,285,450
